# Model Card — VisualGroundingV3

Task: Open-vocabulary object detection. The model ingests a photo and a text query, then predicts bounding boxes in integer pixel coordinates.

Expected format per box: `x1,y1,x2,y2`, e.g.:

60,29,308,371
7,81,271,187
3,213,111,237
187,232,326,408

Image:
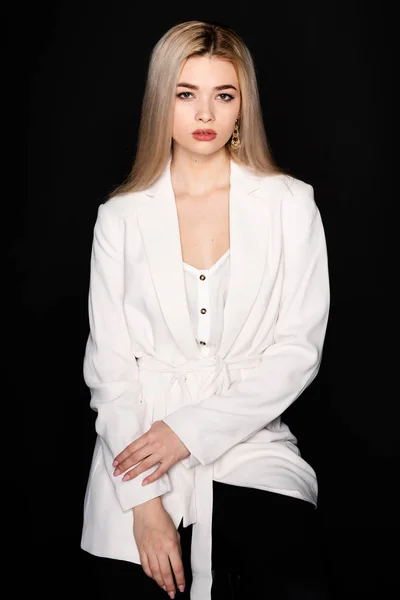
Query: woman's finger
157,552,176,596
169,545,186,593
121,456,162,482
139,551,152,580
148,552,165,589
113,433,148,466
113,446,152,476
141,463,166,485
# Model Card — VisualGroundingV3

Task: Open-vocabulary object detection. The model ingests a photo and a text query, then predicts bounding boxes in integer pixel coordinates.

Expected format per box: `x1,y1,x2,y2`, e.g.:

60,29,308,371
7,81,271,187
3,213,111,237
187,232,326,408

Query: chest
175,186,230,270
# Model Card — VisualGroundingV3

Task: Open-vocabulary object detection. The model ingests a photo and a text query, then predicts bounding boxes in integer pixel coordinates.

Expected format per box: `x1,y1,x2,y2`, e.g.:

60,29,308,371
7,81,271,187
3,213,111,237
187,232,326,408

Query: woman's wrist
132,496,163,515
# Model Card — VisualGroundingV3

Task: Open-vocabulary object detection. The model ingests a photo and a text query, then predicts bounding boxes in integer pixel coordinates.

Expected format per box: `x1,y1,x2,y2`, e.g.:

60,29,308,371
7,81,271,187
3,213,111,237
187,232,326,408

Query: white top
183,249,230,359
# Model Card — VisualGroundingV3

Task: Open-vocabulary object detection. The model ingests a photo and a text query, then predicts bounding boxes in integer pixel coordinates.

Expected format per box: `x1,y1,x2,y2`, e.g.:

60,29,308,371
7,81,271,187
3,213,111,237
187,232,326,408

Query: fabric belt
137,353,262,600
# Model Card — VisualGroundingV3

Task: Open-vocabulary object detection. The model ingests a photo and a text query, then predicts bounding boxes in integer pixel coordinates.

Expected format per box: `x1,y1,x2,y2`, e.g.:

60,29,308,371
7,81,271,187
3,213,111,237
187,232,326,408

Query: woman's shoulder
100,189,149,220
257,171,314,199
253,172,318,227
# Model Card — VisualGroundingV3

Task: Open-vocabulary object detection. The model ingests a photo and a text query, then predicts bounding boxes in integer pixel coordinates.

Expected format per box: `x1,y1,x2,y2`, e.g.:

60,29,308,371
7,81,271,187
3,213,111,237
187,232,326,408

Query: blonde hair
111,20,282,197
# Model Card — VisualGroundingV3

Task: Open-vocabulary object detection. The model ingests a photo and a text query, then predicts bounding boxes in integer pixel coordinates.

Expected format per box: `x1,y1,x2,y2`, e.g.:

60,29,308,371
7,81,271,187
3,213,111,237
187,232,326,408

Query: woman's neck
170,147,231,197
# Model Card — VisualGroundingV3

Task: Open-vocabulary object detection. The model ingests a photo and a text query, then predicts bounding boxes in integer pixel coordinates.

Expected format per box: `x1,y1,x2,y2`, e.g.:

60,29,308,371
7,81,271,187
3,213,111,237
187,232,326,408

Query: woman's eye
177,92,234,101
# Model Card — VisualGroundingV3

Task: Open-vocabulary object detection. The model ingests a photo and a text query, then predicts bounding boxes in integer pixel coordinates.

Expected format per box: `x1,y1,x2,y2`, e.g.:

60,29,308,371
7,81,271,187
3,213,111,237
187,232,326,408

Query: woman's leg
80,551,167,597
211,481,330,599
80,528,193,600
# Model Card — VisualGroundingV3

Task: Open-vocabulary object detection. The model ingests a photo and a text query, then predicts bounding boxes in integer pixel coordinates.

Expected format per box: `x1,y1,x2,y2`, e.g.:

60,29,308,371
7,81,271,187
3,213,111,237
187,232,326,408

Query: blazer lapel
137,155,278,360
137,156,200,360
218,160,271,357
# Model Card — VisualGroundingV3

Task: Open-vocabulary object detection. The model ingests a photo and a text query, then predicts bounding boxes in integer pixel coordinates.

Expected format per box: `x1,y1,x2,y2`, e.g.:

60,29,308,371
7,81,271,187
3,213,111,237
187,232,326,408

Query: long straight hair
111,21,282,197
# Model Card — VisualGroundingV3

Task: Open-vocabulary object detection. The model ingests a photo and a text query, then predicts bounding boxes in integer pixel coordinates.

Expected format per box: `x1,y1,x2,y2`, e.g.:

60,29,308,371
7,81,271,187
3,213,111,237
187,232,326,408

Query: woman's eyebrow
176,82,238,91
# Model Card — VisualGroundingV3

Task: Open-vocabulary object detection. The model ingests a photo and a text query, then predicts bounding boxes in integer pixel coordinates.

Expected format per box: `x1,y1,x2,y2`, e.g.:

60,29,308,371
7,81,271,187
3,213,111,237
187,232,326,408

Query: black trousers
82,481,330,599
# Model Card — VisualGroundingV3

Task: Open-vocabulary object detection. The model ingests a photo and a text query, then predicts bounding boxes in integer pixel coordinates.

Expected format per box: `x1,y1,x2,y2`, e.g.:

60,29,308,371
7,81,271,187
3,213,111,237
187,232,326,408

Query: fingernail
178,585,185,592
168,593,175,599
113,469,120,476
122,474,130,481
162,586,167,591
112,459,118,466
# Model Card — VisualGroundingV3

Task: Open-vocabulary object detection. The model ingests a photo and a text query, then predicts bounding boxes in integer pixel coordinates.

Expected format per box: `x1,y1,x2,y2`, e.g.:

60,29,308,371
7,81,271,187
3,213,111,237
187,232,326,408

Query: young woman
81,20,330,600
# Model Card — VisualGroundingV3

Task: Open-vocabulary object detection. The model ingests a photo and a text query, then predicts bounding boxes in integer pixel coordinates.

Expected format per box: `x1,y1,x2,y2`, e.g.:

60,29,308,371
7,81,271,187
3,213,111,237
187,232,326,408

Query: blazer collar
137,156,273,359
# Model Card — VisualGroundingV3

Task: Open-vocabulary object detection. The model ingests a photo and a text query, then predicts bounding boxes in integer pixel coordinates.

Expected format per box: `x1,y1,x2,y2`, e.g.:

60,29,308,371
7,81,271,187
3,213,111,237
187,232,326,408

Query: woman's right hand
133,497,185,598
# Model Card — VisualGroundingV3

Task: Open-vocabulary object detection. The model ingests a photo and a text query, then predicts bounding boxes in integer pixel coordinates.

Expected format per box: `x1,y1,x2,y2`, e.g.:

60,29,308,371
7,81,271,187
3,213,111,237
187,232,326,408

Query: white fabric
80,156,330,600
183,248,230,357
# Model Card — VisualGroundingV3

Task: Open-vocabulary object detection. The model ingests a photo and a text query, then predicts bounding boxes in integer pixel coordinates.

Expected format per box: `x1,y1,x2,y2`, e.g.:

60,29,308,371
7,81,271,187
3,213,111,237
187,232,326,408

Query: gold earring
230,120,241,150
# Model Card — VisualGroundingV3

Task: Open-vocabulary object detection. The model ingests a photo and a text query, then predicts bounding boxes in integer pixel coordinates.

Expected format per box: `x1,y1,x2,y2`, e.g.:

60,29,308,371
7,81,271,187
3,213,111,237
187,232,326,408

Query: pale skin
113,55,241,598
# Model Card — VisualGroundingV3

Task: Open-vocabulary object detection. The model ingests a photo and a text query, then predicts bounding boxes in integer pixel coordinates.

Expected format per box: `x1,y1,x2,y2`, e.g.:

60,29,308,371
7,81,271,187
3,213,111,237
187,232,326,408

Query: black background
24,2,395,596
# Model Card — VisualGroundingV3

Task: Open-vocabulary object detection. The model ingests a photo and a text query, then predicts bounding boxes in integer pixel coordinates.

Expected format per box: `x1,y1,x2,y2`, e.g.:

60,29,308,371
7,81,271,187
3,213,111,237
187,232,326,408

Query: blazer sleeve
162,182,330,467
83,202,171,510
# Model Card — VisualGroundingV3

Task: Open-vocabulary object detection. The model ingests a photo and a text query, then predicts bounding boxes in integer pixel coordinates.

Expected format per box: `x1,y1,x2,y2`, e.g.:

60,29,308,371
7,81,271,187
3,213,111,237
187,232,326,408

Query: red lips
192,129,217,134
192,129,217,141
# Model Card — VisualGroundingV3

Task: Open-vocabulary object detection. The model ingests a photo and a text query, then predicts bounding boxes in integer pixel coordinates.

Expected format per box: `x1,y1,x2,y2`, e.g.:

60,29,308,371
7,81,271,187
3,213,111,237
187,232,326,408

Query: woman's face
172,55,241,156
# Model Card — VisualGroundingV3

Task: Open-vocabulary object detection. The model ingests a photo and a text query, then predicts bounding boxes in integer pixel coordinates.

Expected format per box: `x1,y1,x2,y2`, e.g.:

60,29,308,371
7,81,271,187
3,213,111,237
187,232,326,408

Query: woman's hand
133,498,185,597
113,421,190,485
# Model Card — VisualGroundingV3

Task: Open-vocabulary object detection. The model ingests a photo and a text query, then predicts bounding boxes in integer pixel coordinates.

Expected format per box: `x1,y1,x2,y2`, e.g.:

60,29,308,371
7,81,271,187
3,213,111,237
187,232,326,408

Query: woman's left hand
112,421,190,485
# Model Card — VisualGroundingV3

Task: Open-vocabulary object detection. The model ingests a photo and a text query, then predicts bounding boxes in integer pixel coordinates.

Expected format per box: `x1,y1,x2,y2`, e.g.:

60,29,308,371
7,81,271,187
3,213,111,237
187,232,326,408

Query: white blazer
81,156,330,600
